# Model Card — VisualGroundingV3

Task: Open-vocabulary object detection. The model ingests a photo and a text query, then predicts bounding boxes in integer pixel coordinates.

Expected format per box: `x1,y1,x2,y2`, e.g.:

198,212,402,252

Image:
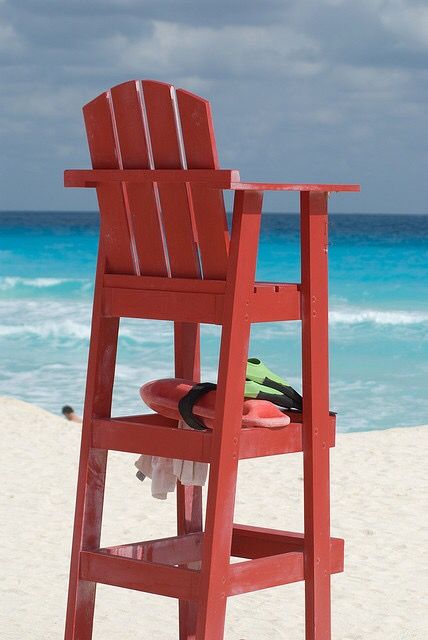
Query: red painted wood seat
64,79,359,640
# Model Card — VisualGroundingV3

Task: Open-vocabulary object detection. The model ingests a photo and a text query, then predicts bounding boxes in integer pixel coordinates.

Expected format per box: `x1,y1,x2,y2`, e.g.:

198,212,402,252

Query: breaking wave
329,308,428,325
0,276,89,290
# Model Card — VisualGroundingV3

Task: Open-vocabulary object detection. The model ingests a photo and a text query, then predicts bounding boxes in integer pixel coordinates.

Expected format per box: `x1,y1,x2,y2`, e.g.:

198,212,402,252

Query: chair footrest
79,526,343,599
92,413,336,461
80,549,200,600
228,524,344,595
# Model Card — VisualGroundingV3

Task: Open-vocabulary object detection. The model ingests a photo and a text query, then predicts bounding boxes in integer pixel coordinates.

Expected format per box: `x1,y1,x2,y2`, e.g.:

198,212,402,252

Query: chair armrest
230,181,360,192
64,169,359,193
64,169,240,188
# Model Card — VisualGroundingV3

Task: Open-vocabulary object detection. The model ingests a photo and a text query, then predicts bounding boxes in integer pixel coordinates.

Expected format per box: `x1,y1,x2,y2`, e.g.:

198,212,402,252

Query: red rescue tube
140,378,290,429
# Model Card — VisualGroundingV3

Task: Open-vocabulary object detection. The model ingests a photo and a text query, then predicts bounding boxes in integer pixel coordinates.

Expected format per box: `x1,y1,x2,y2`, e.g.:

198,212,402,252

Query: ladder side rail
65,86,130,640
64,248,119,640
196,190,264,639
300,191,332,640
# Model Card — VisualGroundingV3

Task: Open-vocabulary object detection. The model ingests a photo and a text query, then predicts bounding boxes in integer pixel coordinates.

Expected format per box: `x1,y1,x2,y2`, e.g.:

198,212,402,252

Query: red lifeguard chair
63,80,359,639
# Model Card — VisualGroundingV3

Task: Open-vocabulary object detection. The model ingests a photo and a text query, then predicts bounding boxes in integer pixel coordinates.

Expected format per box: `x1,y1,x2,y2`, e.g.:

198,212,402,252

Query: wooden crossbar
103,287,224,324
228,534,344,596
80,551,200,600
64,168,240,188
65,169,359,192
228,551,304,596
92,416,212,461
101,282,301,324
91,415,336,460
99,532,204,565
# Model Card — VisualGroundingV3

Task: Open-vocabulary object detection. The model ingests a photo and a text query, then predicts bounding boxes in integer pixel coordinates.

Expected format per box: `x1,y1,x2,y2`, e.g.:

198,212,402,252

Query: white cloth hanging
134,420,209,500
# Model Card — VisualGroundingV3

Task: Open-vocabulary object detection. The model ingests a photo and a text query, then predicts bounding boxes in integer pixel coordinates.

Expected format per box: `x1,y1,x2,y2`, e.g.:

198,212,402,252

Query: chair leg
64,446,108,639
303,447,331,640
300,191,332,639
174,321,202,640
64,312,119,639
195,460,239,640
177,484,203,640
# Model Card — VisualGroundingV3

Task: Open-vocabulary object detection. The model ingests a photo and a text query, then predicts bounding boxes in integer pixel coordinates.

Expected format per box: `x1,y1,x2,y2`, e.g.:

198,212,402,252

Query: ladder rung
80,550,200,600
101,277,302,324
231,524,344,566
98,532,204,565
228,533,344,596
103,286,224,324
228,551,304,595
92,415,212,461
251,283,301,322
92,414,336,460
79,528,343,600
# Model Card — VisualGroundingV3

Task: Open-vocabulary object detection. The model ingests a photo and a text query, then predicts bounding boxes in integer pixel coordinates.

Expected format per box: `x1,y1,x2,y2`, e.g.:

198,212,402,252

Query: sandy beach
1,396,426,639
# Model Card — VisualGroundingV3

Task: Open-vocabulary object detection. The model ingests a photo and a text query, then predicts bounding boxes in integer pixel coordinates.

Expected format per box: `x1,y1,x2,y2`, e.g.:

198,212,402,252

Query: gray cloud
0,0,427,212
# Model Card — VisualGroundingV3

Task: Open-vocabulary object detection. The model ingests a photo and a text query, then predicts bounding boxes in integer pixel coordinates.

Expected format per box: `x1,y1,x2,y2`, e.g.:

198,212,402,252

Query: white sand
1,396,427,639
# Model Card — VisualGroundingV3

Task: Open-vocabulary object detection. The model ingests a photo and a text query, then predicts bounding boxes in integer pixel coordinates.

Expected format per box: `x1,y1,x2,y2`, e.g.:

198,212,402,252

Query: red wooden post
300,191,331,640
64,251,119,639
196,190,263,639
174,321,202,640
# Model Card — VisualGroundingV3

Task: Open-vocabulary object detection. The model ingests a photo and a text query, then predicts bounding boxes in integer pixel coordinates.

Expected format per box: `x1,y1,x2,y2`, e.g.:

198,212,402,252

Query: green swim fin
246,358,303,411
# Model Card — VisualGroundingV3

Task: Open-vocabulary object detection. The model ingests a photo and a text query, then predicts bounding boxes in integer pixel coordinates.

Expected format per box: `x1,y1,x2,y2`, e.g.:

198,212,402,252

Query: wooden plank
228,538,343,597
228,552,304,596
80,551,200,600
250,283,301,322
109,413,178,426
64,171,359,192
300,191,332,640
82,93,117,169
64,252,119,640
238,422,303,459
110,81,150,169
103,273,226,294
142,80,201,279
99,532,204,565
92,417,212,462
83,91,135,274
177,88,229,279
103,287,224,324
64,168,240,187
231,525,344,570
231,181,360,192
232,525,304,558
110,81,168,276
93,416,332,462
174,318,202,640
196,190,264,639
96,183,134,274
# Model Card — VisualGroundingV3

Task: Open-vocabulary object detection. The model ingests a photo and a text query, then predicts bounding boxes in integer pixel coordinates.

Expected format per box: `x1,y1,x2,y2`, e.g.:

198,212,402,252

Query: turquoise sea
1,212,427,432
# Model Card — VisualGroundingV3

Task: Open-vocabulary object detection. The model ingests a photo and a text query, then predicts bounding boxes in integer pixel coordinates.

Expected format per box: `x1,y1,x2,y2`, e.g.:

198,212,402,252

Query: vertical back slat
110,81,168,276
177,89,229,280
83,93,134,274
142,80,201,278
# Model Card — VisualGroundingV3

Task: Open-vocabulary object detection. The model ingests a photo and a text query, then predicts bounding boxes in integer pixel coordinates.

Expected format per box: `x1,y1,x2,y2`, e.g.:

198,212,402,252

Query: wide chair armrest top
231,181,360,192
64,169,360,193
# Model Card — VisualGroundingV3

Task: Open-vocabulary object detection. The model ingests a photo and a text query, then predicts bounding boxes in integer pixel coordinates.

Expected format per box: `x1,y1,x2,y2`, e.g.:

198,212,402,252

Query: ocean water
1,211,427,432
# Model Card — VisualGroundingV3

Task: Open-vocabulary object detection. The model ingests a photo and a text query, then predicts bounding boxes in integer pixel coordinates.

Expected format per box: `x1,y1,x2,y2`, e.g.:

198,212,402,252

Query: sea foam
329,308,428,325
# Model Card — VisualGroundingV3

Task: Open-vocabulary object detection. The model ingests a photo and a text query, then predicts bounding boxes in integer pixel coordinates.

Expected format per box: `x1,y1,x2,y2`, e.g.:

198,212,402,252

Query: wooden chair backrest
83,80,230,280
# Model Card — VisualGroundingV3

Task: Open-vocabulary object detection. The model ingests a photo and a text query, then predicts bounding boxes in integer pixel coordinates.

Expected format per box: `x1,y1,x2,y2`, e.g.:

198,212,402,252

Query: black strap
263,377,303,411
178,382,217,431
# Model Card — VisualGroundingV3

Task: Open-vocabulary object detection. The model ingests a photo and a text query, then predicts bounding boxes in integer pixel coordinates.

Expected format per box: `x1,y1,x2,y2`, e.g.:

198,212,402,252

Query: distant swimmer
61,405,82,423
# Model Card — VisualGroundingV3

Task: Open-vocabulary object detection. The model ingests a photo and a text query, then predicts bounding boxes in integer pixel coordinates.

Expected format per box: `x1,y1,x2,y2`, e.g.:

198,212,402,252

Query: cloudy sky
0,0,427,213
